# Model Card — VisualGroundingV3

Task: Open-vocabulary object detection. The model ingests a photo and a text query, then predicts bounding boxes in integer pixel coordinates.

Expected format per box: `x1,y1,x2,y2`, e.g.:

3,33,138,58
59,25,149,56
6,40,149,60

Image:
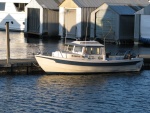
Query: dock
0,59,44,75
139,55,150,70
0,55,150,75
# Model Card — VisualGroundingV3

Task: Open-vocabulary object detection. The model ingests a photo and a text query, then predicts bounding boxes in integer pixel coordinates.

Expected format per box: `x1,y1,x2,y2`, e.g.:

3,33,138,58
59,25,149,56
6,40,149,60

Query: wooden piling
5,22,10,65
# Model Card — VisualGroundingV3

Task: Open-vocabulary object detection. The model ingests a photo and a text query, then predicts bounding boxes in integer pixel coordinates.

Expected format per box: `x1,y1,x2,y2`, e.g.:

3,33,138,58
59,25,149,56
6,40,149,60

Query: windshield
67,45,73,52
85,47,104,55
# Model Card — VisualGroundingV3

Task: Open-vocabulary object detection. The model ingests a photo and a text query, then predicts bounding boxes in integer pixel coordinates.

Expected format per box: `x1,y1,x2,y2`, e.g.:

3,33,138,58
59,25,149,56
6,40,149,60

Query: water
0,31,150,59
0,71,149,113
0,31,150,112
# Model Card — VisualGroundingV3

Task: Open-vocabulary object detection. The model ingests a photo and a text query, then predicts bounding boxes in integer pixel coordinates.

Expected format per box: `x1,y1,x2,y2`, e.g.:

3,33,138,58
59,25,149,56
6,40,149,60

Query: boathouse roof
60,0,149,8
100,3,142,15
36,0,63,9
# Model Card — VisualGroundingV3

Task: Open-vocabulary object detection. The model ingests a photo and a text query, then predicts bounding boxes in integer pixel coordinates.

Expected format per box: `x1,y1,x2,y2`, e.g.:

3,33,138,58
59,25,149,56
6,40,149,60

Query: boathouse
59,0,149,40
90,3,144,43
134,4,150,44
0,0,31,31
25,0,63,37
59,0,97,39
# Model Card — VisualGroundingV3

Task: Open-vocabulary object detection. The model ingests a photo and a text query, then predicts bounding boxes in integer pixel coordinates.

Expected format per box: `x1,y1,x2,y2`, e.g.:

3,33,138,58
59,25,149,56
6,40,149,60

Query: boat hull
35,55,143,74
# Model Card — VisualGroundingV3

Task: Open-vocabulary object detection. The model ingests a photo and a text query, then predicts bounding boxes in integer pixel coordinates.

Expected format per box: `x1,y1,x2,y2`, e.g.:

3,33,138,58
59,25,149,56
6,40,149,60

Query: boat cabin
66,41,105,55
52,41,106,60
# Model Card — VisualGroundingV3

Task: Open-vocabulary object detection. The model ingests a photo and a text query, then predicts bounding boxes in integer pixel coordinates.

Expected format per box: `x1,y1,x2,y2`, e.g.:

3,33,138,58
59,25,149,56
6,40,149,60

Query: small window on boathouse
0,2,5,11
14,3,27,12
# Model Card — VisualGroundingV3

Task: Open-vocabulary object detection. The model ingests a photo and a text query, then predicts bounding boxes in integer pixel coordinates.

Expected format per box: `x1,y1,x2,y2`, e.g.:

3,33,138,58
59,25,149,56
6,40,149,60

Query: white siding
140,15,150,39
90,4,118,41
4,2,17,12
25,0,43,34
59,7,65,37
76,8,81,38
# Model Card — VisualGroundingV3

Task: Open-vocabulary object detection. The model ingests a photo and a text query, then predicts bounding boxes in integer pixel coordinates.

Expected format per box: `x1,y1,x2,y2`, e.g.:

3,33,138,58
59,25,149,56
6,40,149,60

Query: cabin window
14,3,27,12
0,3,5,11
85,47,91,54
67,45,73,52
85,47,102,55
74,46,82,53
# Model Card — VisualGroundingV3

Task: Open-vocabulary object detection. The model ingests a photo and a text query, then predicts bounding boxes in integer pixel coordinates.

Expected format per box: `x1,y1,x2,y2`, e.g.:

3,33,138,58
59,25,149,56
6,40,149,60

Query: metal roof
72,0,149,8
109,4,136,15
67,41,104,47
36,0,63,10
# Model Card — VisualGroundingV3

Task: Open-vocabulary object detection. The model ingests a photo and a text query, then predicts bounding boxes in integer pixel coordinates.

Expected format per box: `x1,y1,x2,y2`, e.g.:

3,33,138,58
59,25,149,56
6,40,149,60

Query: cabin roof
36,0,63,9
68,0,148,8
67,41,104,47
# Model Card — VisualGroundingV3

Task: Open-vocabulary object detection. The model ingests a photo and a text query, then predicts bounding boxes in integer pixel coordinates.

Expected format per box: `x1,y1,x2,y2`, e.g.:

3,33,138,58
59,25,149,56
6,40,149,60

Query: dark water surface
0,71,150,113
0,31,150,112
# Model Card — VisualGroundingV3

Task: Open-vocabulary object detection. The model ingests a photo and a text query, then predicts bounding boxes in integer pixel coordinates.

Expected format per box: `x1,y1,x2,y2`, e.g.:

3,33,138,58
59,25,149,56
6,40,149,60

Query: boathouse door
95,9,115,41
27,8,40,34
64,9,76,39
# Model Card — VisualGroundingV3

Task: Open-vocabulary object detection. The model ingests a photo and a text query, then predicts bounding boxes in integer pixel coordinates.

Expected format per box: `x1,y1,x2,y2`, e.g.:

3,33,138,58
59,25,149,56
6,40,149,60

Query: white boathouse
0,0,31,31
25,0,63,37
134,4,150,44
90,3,146,43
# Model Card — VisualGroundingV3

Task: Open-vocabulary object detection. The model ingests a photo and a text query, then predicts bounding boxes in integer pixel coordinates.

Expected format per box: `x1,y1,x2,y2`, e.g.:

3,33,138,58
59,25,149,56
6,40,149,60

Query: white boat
0,0,31,31
35,41,143,74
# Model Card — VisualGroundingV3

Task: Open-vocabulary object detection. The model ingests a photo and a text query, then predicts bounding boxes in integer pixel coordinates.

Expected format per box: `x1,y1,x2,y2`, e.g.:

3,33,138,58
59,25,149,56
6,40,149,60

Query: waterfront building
90,3,144,44
0,0,31,31
25,0,63,37
59,0,149,41
134,4,150,44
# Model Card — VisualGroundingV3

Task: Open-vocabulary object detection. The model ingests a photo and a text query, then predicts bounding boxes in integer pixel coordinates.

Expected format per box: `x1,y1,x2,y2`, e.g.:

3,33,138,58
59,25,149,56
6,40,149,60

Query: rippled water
0,71,149,113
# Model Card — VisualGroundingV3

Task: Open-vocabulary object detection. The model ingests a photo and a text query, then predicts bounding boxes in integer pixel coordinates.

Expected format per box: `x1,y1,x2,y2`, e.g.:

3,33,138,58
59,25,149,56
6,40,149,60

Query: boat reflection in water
36,74,106,90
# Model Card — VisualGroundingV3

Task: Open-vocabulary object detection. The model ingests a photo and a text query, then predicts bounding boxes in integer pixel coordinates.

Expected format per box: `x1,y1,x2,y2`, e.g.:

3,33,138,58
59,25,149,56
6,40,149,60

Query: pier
0,59,44,75
139,55,150,70
0,55,149,75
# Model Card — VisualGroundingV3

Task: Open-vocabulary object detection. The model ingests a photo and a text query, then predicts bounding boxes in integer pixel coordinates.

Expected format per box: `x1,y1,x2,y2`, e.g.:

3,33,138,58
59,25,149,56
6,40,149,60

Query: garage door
64,9,76,39
140,15,150,40
27,8,40,33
